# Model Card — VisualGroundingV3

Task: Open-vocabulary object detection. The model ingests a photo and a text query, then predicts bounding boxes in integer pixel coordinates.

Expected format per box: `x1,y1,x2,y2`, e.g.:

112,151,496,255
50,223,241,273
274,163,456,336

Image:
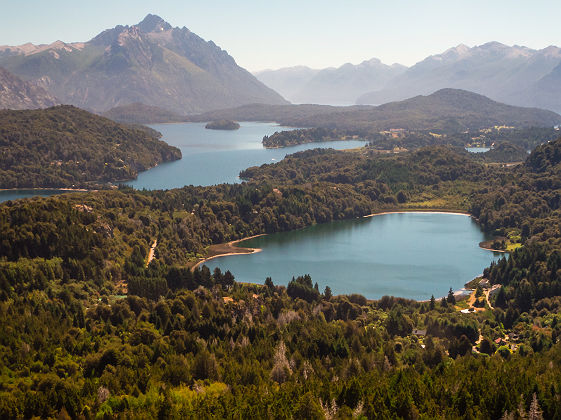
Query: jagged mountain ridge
0,14,288,113
0,67,58,109
357,42,561,111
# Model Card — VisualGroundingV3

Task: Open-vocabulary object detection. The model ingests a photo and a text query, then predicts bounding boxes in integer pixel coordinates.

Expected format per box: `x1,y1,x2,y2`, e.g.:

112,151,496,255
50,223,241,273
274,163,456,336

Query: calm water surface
205,212,501,300
465,147,491,153
0,189,77,202
125,122,367,189
1,122,366,202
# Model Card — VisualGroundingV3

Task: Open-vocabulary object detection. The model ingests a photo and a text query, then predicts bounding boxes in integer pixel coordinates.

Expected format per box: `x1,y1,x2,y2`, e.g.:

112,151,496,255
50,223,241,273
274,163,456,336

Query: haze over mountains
2,17,561,118
0,14,287,114
255,59,406,105
257,42,561,113
357,42,561,112
190,88,561,132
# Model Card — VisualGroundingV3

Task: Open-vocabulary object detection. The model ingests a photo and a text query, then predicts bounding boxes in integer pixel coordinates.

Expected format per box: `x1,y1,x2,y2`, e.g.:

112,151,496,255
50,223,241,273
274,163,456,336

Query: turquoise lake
124,122,367,189
204,212,501,300
0,122,366,202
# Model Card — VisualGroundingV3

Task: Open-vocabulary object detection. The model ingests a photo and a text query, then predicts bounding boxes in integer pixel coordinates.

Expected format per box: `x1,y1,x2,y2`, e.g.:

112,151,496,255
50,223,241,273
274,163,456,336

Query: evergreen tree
447,288,456,305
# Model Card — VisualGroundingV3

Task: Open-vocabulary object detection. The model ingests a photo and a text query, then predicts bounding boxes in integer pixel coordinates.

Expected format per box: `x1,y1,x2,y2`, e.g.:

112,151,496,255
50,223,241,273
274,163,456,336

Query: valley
2,6,561,419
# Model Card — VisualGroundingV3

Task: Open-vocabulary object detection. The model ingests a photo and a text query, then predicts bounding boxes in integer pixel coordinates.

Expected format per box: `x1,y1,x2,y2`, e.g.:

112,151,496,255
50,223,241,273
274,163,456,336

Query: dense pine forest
2,138,561,418
0,106,181,189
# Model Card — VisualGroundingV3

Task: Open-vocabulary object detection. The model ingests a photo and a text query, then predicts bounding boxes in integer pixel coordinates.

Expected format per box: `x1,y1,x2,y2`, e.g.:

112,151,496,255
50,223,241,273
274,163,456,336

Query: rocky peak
137,14,172,33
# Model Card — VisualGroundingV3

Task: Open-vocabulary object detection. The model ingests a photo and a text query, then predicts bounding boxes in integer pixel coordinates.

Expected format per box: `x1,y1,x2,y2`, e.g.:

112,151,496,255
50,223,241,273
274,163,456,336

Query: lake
0,189,79,202
465,147,491,153
0,122,366,202
204,212,501,300
124,122,367,189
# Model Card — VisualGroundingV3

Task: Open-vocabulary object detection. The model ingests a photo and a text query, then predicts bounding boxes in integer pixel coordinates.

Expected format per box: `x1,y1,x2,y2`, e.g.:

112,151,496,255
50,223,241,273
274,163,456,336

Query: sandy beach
191,234,266,271
0,187,90,192
363,209,471,218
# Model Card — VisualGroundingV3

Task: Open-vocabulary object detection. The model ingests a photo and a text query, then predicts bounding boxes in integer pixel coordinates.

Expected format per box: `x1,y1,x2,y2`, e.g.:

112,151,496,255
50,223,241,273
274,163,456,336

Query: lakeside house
479,278,491,289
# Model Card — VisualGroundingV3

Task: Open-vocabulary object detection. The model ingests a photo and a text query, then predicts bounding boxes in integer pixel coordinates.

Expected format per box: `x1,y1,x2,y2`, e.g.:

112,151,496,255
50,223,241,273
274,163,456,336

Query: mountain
255,59,406,105
254,66,320,103
0,66,58,109
0,14,288,114
191,88,561,132
102,103,188,124
357,42,561,112
524,61,561,113
0,105,181,188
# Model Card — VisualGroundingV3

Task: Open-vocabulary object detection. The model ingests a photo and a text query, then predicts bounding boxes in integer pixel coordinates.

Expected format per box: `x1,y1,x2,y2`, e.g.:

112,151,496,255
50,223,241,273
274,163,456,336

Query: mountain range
257,42,561,113
255,59,406,105
190,88,561,132
355,42,561,112
0,14,287,114
0,67,58,109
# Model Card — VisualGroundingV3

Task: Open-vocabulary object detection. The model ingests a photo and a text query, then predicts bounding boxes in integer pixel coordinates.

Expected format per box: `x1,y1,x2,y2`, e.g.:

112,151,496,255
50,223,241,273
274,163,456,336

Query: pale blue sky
1,1,559,71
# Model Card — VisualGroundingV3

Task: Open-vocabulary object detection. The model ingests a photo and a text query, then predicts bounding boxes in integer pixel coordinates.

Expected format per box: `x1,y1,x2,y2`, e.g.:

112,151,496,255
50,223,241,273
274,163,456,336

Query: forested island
205,120,240,130
0,106,182,189
1,135,561,417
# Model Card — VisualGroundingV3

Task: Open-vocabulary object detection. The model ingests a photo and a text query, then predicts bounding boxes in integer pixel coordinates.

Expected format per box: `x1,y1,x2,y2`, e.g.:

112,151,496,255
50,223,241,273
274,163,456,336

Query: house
413,329,427,336
479,278,491,289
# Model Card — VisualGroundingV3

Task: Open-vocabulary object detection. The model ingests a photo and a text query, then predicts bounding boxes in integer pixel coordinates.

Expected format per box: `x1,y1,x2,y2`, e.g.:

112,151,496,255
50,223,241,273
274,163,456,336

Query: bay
124,122,367,189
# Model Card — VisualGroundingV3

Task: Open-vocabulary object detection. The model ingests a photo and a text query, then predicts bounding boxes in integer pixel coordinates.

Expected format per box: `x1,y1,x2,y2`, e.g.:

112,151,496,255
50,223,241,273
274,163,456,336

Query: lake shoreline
191,234,266,272
0,187,91,192
363,209,471,218
195,209,500,300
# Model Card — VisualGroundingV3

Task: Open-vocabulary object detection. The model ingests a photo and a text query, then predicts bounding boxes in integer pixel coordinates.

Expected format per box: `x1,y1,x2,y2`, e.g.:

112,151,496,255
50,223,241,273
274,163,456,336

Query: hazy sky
1,1,559,71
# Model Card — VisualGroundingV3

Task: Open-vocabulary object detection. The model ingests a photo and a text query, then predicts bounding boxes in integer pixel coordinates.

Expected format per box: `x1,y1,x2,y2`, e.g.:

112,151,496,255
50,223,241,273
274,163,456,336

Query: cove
203,212,501,300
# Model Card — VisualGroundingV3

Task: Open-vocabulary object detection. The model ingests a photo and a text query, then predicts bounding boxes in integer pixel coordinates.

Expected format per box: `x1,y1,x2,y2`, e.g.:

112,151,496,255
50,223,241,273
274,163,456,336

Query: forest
262,125,559,157
190,89,561,132
2,137,561,418
0,106,181,189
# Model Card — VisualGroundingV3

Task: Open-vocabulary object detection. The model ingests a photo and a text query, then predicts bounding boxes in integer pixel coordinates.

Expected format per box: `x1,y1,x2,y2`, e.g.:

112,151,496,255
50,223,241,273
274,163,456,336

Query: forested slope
0,106,181,188
2,140,561,417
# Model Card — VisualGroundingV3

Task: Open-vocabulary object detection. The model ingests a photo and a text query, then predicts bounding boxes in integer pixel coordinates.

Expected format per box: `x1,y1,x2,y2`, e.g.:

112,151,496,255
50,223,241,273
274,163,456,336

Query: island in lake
205,119,241,130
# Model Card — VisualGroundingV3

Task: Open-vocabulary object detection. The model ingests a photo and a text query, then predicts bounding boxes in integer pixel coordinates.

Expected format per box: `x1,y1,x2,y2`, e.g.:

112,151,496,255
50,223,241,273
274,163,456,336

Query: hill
0,14,288,114
255,59,406,105
0,66,58,109
0,105,181,188
357,42,561,112
101,103,188,124
190,89,561,132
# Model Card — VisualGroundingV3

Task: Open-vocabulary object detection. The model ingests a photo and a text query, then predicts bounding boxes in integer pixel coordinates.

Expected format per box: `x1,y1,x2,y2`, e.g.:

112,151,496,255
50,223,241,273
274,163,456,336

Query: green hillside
0,105,181,188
